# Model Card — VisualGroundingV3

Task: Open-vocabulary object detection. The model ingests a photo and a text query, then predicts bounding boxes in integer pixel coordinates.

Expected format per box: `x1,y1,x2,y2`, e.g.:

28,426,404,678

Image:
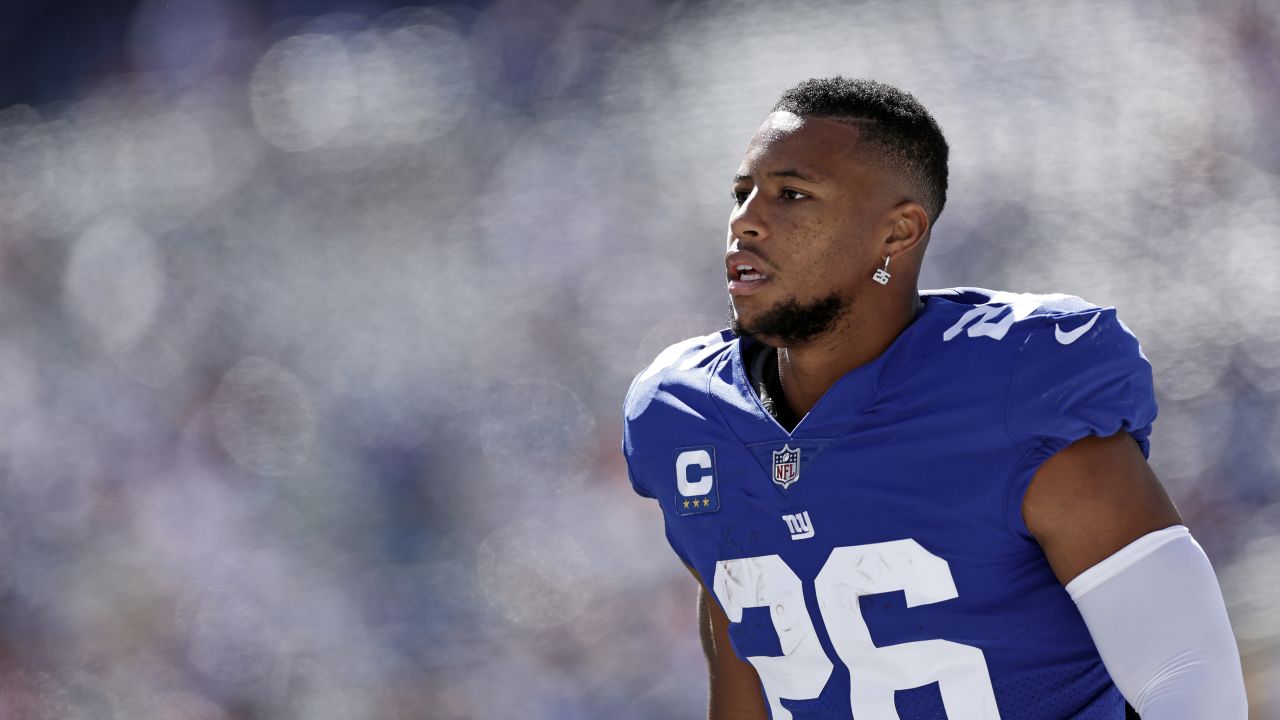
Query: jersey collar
712,295,937,444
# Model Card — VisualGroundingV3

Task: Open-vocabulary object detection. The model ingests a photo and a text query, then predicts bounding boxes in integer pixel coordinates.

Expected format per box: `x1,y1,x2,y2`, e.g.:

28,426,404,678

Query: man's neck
775,293,922,420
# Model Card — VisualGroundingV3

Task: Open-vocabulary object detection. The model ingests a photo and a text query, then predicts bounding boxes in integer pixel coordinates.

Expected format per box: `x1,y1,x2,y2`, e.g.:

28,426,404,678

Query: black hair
773,76,949,223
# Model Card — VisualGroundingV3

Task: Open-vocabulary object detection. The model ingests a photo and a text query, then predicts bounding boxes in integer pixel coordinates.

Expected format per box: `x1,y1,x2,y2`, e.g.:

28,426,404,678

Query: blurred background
0,0,1277,717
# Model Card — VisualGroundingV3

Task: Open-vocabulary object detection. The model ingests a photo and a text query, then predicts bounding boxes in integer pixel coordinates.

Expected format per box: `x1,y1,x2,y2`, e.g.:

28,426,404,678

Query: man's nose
729,190,767,241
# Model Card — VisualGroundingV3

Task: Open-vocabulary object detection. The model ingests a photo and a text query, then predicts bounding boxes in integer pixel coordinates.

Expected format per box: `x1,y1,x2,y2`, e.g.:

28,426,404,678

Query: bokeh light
476,520,592,629
212,357,317,476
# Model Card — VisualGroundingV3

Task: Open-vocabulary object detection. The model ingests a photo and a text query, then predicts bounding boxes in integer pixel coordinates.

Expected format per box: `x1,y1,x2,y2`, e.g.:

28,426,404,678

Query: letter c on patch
675,448,714,497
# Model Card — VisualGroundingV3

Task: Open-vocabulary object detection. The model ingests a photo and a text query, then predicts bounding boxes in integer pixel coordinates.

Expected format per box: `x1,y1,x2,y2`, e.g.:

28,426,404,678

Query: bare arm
1022,431,1182,584
689,566,770,720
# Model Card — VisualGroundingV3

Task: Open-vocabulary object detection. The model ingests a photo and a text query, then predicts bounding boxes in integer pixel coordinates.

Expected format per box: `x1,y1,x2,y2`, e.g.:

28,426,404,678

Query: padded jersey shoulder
621,329,736,500
922,288,1158,538
901,287,1118,384
923,287,1154,444
623,328,736,423
923,287,1110,339
918,288,1140,376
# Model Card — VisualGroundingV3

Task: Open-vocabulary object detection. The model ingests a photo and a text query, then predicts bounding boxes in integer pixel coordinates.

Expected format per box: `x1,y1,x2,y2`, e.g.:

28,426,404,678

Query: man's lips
728,275,769,296
726,250,773,296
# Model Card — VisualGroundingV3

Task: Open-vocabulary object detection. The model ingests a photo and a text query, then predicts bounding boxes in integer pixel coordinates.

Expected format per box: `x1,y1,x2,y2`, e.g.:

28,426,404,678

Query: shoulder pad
621,329,733,501
624,329,734,422
1006,305,1156,456
925,287,1095,316
927,288,1103,344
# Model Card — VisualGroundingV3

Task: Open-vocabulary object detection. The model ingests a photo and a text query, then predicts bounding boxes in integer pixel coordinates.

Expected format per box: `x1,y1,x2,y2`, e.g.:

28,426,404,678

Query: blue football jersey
621,288,1157,720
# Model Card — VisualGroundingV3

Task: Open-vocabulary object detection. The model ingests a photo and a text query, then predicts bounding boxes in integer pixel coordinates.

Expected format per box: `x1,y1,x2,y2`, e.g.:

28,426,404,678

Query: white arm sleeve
1066,525,1248,719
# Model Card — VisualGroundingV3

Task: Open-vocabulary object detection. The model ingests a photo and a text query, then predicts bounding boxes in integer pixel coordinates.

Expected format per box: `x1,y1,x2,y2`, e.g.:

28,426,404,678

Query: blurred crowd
0,0,1277,717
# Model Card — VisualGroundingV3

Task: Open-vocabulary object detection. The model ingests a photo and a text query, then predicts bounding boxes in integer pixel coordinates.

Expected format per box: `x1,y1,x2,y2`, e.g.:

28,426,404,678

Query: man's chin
728,298,770,333
729,315,781,346
727,292,847,347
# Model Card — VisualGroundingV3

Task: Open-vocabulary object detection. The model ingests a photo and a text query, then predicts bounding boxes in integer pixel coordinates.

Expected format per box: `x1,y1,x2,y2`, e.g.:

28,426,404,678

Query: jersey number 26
712,539,1000,719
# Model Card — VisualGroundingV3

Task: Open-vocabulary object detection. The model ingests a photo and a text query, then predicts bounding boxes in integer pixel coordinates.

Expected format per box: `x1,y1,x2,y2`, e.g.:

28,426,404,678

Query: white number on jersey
712,541,1000,720
713,555,833,718
943,304,1017,342
941,291,1074,343
816,541,999,718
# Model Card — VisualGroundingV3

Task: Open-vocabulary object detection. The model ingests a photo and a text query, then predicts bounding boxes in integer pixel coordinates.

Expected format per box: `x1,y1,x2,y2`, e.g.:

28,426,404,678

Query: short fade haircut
773,76,949,224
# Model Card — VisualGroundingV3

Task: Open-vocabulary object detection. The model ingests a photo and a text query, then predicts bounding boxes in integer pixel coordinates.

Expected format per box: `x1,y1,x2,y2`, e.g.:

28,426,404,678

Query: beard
729,292,848,347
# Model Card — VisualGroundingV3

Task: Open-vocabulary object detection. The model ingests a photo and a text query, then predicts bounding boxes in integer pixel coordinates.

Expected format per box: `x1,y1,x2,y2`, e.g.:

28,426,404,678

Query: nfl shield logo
772,444,801,489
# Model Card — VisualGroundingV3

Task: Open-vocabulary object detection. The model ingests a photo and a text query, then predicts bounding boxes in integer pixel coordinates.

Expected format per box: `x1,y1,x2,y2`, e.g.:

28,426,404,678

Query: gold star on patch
701,498,711,507
682,499,691,509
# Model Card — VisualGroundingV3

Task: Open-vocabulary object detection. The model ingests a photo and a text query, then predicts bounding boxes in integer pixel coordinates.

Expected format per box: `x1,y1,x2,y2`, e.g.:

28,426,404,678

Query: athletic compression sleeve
1066,525,1248,718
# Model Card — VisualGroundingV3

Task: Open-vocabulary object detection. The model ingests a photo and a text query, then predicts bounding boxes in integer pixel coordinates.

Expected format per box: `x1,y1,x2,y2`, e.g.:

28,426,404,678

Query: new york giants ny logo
782,511,815,540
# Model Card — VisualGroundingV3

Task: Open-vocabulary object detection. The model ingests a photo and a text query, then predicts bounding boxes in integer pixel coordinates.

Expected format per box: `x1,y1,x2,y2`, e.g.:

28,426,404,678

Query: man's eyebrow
732,168,821,184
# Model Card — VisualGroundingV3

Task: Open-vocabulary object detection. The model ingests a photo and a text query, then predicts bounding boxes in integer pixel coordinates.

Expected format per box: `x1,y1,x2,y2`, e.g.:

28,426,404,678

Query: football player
622,77,1247,719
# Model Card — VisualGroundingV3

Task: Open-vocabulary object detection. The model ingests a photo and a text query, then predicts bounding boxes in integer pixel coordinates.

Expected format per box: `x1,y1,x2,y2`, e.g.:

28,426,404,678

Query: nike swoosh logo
1055,313,1100,345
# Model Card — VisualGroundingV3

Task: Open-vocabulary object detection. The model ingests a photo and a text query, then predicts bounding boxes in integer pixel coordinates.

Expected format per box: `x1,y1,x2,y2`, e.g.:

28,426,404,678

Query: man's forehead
759,110,806,136
738,112,866,176
753,112,864,142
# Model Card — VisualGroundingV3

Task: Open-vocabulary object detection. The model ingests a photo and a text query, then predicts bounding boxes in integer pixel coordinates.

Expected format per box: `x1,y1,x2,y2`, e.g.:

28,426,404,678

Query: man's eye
781,189,810,201
731,189,750,205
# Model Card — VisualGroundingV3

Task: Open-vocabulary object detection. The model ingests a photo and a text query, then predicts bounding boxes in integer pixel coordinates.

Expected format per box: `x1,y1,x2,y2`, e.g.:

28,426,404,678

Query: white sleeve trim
1065,524,1188,600
1069,526,1248,718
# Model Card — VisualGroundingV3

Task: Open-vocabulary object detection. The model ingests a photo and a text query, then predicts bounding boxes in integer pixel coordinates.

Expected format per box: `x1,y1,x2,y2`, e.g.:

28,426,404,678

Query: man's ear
883,201,930,257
